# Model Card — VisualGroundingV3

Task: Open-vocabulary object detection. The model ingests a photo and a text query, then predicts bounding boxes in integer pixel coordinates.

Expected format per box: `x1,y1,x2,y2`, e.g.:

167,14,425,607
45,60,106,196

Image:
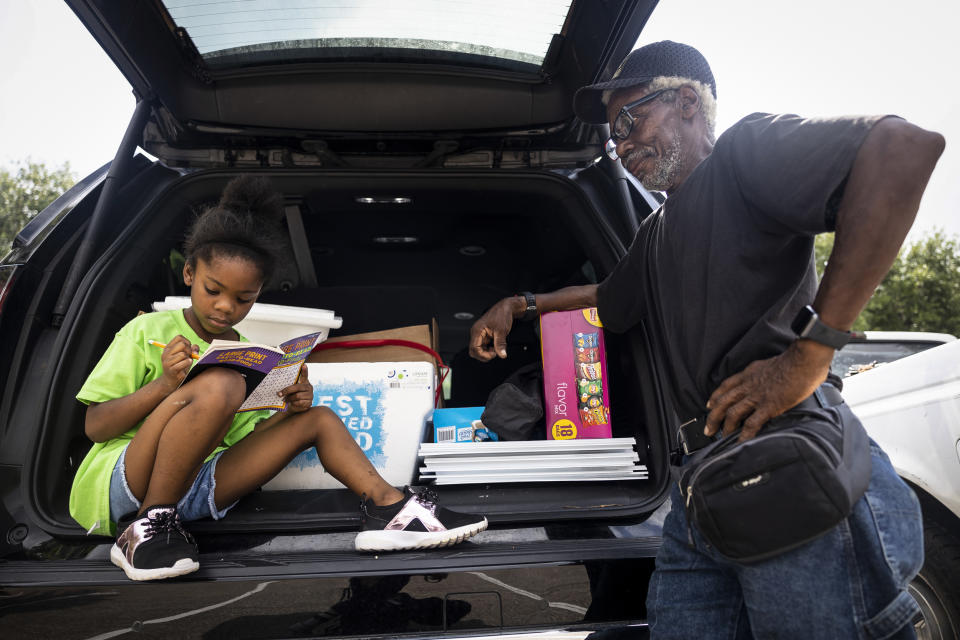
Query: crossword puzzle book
182,331,324,412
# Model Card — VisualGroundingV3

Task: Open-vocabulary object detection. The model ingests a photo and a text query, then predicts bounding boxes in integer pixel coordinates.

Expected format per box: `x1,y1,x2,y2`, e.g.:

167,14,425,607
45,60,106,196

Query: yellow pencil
148,340,200,359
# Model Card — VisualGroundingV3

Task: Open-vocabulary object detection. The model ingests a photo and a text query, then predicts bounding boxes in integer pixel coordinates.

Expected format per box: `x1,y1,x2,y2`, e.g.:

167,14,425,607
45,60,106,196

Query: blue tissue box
432,406,498,443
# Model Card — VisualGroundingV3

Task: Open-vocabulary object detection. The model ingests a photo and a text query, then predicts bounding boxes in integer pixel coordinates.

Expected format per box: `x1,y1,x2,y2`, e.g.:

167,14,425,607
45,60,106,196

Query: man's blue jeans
648,426,923,639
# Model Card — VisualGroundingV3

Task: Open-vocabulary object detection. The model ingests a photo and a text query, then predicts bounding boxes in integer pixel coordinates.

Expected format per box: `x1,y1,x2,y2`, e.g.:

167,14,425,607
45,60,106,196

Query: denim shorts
109,444,237,524
647,405,923,640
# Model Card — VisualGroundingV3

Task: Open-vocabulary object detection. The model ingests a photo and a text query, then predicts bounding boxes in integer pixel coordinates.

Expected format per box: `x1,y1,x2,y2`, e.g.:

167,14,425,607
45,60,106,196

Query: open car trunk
30,166,672,538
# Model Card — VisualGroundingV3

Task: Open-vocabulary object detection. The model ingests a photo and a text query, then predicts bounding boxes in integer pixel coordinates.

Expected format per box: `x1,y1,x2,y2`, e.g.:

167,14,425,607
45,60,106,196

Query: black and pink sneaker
110,505,199,581
354,487,487,552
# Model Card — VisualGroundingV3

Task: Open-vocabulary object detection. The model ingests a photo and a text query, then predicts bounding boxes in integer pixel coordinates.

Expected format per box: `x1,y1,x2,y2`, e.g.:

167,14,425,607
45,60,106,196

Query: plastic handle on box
311,339,449,406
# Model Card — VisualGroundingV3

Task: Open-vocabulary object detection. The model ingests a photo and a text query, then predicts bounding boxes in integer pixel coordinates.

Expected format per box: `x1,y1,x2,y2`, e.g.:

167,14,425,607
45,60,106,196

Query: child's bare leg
123,368,246,514
213,406,404,509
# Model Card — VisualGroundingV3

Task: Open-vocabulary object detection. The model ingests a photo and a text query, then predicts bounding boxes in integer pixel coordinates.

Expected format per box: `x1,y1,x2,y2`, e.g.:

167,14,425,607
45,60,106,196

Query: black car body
1,1,669,637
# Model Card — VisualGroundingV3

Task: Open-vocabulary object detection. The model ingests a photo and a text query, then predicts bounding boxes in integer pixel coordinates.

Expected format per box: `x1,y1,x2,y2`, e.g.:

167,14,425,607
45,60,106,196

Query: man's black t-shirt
596,112,887,420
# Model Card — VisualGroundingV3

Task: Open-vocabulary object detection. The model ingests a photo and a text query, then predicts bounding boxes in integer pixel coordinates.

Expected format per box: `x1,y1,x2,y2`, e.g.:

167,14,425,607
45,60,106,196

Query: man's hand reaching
705,339,835,442
469,297,520,361
469,285,599,361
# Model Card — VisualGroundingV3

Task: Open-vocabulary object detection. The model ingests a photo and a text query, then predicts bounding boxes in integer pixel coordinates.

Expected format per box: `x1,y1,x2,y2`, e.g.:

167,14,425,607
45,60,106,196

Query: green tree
814,229,960,335
0,160,76,254
862,231,960,335
814,232,834,278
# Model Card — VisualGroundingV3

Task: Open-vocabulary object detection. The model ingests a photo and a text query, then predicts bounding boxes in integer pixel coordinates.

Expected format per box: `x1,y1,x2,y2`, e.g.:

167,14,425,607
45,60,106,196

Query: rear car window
159,0,572,71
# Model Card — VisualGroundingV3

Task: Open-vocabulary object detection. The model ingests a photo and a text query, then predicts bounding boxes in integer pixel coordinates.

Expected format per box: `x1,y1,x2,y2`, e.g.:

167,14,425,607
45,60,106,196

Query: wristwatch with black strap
791,304,851,350
518,291,538,322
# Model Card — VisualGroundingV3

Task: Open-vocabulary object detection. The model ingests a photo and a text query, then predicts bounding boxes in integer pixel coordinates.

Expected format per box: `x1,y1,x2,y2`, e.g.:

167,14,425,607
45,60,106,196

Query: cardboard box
307,321,439,365
540,308,613,439
261,361,435,491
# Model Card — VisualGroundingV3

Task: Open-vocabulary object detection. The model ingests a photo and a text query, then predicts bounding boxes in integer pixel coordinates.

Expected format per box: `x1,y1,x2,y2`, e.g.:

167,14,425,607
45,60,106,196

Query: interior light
355,196,412,204
372,236,419,244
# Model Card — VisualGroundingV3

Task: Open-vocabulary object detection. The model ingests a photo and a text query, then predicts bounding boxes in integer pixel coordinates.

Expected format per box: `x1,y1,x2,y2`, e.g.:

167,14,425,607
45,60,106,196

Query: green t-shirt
69,309,271,536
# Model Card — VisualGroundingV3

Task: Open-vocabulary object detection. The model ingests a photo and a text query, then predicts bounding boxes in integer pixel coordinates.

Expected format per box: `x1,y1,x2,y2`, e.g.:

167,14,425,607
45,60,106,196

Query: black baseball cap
573,40,717,124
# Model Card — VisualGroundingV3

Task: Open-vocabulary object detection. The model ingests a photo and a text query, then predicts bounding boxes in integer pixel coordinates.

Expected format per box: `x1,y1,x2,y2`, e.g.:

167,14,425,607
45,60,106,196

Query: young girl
69,176,487,581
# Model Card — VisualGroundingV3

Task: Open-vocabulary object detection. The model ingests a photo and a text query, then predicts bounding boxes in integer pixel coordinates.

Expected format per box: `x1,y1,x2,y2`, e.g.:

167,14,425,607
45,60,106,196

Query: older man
469,40,944,638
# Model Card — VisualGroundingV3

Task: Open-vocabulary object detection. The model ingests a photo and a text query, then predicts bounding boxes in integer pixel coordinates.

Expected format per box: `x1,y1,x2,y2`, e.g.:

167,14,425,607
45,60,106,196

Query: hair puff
183,175,288,283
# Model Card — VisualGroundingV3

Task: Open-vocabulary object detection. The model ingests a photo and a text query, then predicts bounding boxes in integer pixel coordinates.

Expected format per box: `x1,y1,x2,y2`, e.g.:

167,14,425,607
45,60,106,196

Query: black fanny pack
675,384,872,564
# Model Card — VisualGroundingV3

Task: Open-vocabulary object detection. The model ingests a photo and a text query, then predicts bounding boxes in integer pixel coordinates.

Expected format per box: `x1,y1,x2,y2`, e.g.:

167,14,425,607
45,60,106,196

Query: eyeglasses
605,88,669,160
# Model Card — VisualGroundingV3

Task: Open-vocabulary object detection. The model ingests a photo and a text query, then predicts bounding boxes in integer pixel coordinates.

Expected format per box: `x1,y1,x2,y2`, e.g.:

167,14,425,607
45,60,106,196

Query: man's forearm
508,284,599,319
470,284,600,360
814,118,945,331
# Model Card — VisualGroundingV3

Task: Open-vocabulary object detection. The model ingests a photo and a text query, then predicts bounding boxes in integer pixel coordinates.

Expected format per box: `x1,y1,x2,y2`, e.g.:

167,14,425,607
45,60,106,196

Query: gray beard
639,133,683,192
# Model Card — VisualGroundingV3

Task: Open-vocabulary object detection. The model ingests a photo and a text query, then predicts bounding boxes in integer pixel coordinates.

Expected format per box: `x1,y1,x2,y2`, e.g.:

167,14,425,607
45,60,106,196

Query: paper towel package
540,308,613,439
262,361,435,490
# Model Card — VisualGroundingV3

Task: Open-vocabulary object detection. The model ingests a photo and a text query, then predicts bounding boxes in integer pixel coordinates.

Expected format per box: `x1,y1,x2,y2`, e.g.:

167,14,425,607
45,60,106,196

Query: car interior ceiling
42,170,666,535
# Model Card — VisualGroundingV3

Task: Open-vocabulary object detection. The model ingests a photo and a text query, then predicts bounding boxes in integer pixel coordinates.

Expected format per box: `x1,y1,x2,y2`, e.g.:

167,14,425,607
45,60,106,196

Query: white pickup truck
843,338,960,640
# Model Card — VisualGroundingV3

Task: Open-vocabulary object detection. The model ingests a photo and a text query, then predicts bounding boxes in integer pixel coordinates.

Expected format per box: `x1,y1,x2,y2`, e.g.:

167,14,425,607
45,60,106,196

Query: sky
1,0,957,240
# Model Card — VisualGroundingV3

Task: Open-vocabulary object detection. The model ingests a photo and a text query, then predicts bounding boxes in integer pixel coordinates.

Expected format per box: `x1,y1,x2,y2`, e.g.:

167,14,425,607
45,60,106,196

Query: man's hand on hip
704,340,835,442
